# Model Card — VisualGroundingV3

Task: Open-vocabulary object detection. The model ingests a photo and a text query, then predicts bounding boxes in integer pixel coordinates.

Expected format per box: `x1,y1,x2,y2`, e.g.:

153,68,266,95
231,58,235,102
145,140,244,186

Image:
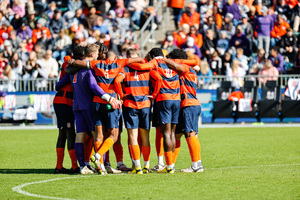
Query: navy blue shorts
93,102,121,129
54,103,75,129
151,102,158,128
176,105,201,134
155,100,180,126
73,109,94,133
123,107,150,129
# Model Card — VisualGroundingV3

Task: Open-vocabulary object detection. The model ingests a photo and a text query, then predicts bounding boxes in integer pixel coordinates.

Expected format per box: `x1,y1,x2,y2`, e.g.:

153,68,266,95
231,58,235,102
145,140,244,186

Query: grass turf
0,127,299,200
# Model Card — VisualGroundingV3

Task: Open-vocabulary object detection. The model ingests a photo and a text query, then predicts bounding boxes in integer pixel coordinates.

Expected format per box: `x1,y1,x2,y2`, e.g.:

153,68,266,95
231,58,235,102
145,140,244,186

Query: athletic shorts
176,105,201,134
93,102,121,129
123,106,150,130
119,114,123,132
155,100,181,126
151,102,158,128
73,109,94,133
53,103,75,129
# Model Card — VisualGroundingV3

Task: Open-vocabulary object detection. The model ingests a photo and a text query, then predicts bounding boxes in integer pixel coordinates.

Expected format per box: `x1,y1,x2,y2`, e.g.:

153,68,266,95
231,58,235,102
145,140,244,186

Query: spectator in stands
46,2,56,20
240,14,254,52
202,29,216,60
52,30,72,62
36,29,53,51
17,23,32,41
10,52,23,79
12,0,25,18
34,43,45,60
1,65,16,92
0,52,8,77
117,9,134,42
32,18,51,44
181,36,202,58
180,2,200,28
8,30,21,52
11,13,22,30
3,40,13,60
104,10,117,32
291,2,300,32
226,59,246,89
39,50,58,78
162,33,178,53
209,51,222,75
253,6,273,57
268,46,285,74
128,0,148,28
167,0,185,30
31,60,48,89
23,51,37,79
25,10,36,30
258,59,279,84
237,0,249,15
293,48,300,74
177,23,190,47
223,0,241,26
84,7,98,35
249,48,266,71
88,29,100,44
68,0,82,13
114,0,126,18
221,13,236,40
280,27,298,64
216,31,229,56
198,60,213,89
274,0,292,18
93,0,107,18
188,26,203,48
235,48,249,73
93,16,109,34
270,14,290,47
18,42,29,67
229,25,250,57
49,10,66,38
200,16,219,40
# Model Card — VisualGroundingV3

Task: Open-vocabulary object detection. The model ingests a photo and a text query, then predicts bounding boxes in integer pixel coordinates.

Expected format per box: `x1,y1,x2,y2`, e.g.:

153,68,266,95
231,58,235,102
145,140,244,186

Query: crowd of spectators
165,0,300,89
0,0,157,91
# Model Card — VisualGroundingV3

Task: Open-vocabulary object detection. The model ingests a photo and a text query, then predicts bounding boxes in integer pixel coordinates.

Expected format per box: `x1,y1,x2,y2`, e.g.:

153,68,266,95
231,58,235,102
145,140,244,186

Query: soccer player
53,47,84,174
165,49,203,173
56,44,122,175
114,48,162,174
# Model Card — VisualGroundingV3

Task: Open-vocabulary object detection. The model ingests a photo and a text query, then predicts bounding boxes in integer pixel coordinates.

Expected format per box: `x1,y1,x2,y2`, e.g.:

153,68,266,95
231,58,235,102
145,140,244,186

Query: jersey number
165,69,172,78
105,69,109,79
73,73,78,83
134,71,139,81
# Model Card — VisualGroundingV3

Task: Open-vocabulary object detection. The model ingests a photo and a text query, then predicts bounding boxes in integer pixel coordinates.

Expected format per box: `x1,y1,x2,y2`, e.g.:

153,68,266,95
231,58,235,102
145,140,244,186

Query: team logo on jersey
67,123,71,128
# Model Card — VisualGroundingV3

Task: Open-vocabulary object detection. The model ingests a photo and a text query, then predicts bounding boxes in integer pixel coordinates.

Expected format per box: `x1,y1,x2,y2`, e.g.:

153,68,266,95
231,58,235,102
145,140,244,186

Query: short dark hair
72,45,85,59
149,48,164,59
126,48,140,58
167,49,188,59
270,46,279,53
95,42,108,55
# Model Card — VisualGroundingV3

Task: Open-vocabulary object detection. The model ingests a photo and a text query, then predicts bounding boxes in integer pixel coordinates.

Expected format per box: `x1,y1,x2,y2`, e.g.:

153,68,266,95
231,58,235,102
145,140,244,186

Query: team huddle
53,42,203,175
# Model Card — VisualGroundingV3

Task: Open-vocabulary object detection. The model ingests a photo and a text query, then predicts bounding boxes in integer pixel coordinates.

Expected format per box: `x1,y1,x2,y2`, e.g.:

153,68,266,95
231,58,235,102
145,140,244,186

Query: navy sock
74,143,85,167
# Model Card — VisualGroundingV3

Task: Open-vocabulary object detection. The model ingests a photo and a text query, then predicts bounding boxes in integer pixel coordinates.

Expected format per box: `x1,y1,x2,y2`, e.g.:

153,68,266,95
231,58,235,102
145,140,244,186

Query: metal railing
138,0,166,57
0,75,299,92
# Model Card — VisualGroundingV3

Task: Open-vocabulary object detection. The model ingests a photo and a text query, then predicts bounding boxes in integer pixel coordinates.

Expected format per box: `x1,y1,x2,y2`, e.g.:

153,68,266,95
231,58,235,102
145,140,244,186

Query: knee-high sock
142,146,151,167
155,128,164,157
84,135,93,163
173,140,181,164
68,149,78,169
164,151,173,168
129,145,141,167
196,138,201,161
98,138,114,164
56,148,64,169
74,143,85,167
186,136,198,162
113,144,123,163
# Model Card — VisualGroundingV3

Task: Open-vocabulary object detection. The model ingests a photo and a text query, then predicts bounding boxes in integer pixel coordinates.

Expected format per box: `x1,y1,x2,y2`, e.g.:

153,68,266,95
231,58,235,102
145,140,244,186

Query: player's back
71,68,94,111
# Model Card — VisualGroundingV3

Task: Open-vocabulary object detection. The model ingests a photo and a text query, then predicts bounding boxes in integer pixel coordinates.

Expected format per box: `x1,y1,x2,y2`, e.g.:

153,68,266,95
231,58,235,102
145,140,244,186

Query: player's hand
109,97,122,110
68,59,75,65
121,93,129,101
146,95,155,101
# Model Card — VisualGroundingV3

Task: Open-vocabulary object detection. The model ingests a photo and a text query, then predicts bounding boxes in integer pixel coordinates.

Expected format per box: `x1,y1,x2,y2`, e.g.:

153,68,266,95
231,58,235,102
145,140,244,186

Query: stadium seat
258,81,281,121
235,81,259,122
211,81,235,122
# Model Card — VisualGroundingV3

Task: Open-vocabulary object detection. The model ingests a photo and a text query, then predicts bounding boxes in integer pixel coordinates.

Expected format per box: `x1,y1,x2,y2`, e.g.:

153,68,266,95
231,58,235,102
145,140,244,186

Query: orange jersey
90,59,129,104
53,62,73,106
179,66,201,108
270,20,290,38
180,12,201,27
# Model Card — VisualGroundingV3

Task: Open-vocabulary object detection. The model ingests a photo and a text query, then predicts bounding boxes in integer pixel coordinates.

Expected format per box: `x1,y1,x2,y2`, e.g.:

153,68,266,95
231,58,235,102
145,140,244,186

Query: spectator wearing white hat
181,36,202,58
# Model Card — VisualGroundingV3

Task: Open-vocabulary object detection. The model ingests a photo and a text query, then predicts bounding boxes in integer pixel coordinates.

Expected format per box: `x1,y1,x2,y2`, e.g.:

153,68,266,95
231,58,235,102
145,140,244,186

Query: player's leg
66,127,79,174
170,100,181,170
173,133,183,167
55,129,68,174
151,128,164,171
114,124,131,171
158,123,174,173
139,107,151,173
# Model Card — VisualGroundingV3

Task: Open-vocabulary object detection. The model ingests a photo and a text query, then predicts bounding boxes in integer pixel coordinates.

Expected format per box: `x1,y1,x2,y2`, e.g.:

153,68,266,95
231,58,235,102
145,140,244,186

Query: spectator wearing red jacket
32,18,51,44
167,0,185,30
180,2,200,29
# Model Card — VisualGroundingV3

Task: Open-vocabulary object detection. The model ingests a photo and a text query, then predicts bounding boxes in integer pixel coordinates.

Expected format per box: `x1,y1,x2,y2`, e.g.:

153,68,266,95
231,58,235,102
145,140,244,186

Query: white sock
85,162,90,166
144,160,150,167
133,159,141,168
192,162,198,169
117,161,124,167
100,164,105,171
158,156,164,165
95,153,101,160
172,163,175,169
167,165,173,169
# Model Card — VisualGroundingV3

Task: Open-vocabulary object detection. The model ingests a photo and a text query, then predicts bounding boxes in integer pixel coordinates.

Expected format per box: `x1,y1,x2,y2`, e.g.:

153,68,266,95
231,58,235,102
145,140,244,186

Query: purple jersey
56,69,106,111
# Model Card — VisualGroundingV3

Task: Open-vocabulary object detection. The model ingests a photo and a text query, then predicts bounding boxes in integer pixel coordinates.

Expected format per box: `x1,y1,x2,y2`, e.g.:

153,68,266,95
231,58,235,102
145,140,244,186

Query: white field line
12,163,300,199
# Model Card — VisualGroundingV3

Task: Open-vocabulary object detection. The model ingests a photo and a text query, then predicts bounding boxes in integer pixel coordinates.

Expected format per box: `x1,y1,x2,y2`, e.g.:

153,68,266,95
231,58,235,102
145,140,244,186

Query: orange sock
68,149,78,169
196,138,201,161
56,148,64,169
113,144,123,163
173,140,181,164
142,146,151,162
186,136,198,162
164,151,173,166
84,136,93,162
129,145,140,161
94,141,102,153
99,138,114,157
156,128,164,157
138,132,143,155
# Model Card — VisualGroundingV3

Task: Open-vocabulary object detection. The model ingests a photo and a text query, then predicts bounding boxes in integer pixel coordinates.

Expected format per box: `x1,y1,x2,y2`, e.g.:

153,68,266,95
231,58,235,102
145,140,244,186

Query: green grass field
0,127,299,200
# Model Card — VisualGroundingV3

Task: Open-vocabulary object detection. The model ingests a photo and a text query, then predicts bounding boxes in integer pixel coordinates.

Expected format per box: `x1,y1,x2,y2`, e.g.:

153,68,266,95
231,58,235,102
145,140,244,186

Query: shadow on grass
0,169,56,174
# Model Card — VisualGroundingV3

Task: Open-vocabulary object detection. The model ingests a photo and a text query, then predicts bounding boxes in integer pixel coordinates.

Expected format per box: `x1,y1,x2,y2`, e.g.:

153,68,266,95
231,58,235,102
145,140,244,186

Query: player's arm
114,73,126,99
68,60,100,69
87,70,122,109
129,60,156,71
149,70,162,99
174,59,197,66
55,73,71,91
65,66,81,74
162,58,189,73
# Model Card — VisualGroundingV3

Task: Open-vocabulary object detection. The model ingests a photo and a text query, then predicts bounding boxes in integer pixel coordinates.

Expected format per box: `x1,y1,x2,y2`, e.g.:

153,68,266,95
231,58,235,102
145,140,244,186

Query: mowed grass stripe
0,127,299,200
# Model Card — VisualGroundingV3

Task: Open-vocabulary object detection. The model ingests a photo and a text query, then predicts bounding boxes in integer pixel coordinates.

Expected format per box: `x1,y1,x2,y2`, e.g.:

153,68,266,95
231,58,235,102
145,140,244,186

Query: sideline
12,163,300,199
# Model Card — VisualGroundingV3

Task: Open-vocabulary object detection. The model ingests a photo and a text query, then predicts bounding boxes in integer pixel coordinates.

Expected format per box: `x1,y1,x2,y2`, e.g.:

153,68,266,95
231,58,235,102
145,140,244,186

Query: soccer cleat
54,167,69,174
142,166,152,173
90,155,101,172
80,166,94,175
157,166,174,174
151,164,165,171
105,162,122,174
69,167,80,174
181,166,204,173
128,167,143,174
87,165,97,174
116,163,132,171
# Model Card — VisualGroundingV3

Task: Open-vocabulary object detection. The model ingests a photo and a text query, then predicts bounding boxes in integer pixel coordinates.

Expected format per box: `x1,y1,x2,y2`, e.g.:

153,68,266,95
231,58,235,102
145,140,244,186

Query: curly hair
167,49,188,59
